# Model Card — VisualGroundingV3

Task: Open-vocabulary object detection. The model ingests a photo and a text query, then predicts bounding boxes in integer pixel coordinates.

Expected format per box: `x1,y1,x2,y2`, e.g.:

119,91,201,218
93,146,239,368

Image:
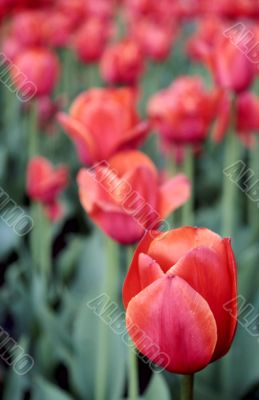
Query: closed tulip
100,38,144,86
123,227,237,373
58,88,149,165
72,18,112,63
77,150,190,244
27,156,68,221
12,48,60,97
207,36,256,93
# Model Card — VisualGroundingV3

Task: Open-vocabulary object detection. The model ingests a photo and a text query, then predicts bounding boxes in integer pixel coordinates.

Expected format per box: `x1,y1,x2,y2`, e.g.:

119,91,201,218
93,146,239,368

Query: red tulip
207,36,256,93
148,76,219,145
58,88,149,165
123,227,237,373
186,17,226,63
12,48,60,97
72,17,113,63
214,91,259,147
130,18,176,61
77,150,190,244
100,38,144,86
27,156,68,221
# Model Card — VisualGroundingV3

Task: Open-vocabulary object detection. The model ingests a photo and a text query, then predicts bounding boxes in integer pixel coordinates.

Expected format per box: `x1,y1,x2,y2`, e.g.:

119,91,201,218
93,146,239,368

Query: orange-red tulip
12,48,60,97
123,227,237,373
100,39,144,86
148,76,219,145
77,150,190,244
27,156,68,221
58,88,149,165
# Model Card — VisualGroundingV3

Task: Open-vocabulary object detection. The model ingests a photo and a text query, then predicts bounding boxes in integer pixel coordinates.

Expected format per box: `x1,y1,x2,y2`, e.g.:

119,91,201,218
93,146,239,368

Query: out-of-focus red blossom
77,150,191,244
56,0,87,27
1,36,25,62
148,76,219,145
100,39,144,86
129,18,176,61
72,18,113,63
86,0,117,20
8,11,45,47
186,17,226,63
123,227,237,373
58,87,149,165
211,0,259,18
43,11,73,48
12,48,60,97
214,91,259,147
27,156,68,221
207,36,256,93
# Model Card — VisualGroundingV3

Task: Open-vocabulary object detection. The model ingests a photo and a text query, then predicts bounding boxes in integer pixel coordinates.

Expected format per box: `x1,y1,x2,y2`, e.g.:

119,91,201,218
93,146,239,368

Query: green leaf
144,374,171,400
32,376,73,400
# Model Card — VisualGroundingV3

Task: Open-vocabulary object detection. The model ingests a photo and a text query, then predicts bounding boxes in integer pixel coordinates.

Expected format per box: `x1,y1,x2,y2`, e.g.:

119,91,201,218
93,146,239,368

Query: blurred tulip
123,227,237,373
207,36,256,93
27,156,68,221
58,87,149,165
148,76,219,145
9,10,45,47
214,91,259,147
77,150,190,244
72,17,113,63
12,48,60,97
100,38,144,86
186,17,226,62
130,18,176,61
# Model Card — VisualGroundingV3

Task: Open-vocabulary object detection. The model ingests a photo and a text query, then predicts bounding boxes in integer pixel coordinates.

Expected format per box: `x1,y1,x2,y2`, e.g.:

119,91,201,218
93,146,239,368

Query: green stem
96,236,119,400
182,146,194,226
181,375,194,400
127,246,138,400
248,135,259,238
222,129,241,237
28,100,38,158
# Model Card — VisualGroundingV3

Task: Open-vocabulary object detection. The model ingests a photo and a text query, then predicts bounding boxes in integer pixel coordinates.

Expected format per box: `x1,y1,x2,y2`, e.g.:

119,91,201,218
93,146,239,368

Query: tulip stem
181,374,194,400
127,245,139,400
182,146,194,226
222,100,242,237
28,100,38,158
96,236,119,400
248,135,259,239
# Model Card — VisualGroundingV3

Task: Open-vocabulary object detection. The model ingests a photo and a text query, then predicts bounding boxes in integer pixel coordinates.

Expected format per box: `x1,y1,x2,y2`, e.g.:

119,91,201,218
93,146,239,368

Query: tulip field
1,1,259,399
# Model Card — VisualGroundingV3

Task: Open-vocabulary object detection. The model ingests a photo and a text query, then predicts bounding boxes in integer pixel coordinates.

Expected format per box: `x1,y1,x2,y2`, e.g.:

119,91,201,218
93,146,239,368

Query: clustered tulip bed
1,0,259,399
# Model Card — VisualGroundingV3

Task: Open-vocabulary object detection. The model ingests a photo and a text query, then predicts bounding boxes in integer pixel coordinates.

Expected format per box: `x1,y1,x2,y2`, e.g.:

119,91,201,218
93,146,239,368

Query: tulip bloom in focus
123,227,237,373
58,88,149,165
12,48,60,97
100,39,144,86
77,150,190,244
148,76,219,145
27,157,68,221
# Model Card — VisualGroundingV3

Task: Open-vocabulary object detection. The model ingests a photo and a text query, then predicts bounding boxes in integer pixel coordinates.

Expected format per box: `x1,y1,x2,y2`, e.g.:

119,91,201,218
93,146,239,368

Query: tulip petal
138,253,164,289
126,275,217,374
147,227,224,272
169,244,237,360
57,112,98,165
122,231,161,308
158,174,191,219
